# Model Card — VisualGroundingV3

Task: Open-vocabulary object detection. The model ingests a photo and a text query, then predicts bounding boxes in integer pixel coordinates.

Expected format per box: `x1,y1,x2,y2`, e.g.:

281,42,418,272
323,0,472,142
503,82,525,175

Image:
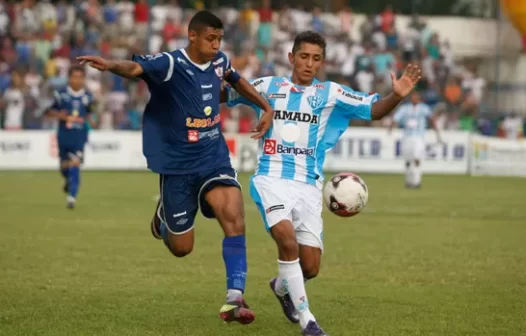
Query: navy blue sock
61,167,69,179
68,166,80,198
222,235,247,293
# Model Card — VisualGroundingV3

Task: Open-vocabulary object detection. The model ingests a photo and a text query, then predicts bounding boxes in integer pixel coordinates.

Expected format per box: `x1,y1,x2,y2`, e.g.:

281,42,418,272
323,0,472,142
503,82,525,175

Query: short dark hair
188,10,223,32
292,31,327,58
68,65,85,77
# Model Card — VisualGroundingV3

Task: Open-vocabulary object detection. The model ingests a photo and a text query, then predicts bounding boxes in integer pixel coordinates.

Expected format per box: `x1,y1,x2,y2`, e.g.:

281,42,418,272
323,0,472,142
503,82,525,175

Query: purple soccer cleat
269,277,299,324
302,321,329,336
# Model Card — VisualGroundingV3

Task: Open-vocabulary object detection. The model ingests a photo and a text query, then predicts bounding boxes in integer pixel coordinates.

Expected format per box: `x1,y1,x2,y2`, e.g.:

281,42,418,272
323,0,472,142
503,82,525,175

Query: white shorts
402,136,426,161
249,175,324,251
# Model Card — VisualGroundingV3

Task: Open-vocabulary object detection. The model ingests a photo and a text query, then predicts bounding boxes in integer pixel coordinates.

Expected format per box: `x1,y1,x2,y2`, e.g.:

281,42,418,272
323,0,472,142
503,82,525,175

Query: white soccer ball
323,172,369,217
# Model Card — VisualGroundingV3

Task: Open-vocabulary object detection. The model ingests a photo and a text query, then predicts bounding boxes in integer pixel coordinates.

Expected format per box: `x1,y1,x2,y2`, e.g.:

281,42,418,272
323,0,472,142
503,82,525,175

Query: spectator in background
1,71,25,130
338,6,354,38
257,0,273,49
500,112,524,139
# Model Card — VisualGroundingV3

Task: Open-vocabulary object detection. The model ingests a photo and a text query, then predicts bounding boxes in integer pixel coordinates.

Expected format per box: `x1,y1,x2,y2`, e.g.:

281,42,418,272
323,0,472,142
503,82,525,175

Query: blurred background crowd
0,0,524,139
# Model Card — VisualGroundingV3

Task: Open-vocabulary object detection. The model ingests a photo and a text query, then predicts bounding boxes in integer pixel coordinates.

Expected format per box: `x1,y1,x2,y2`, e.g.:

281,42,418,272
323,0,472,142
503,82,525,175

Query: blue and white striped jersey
393,102,433,137
227,76,379,189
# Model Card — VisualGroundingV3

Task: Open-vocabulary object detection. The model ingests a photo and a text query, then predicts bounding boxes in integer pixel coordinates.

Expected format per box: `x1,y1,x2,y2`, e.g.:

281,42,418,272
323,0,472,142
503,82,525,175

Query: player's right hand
77,56,112,72
252,110,274,140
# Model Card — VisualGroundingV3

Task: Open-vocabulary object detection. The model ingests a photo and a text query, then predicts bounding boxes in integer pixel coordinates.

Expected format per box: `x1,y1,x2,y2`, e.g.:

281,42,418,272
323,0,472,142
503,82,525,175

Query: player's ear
188,30,197,43
288,52,294,65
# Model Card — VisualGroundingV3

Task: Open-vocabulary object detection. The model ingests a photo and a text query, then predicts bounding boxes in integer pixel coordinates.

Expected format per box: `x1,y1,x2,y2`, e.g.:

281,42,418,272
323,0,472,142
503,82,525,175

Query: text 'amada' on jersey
132,49,241,175
226,76,380,188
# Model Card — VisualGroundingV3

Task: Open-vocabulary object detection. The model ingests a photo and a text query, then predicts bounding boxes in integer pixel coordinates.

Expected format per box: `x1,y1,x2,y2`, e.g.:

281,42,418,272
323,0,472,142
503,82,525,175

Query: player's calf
204,184,254,324
299,245,321,280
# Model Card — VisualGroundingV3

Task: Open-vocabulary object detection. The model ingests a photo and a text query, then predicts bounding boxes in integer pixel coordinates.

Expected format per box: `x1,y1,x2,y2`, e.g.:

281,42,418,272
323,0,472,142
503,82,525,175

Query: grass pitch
0,172,525,336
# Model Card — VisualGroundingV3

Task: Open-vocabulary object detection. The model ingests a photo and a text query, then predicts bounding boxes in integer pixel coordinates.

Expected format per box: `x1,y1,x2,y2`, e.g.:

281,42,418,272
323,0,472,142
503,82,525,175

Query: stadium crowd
0,0,524,138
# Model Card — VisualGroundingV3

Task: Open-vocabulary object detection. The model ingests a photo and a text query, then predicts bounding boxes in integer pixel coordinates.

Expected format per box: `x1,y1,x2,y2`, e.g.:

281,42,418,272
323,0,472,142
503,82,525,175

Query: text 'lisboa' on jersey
51,86,93,147
132,49,240,175
227,76,380,188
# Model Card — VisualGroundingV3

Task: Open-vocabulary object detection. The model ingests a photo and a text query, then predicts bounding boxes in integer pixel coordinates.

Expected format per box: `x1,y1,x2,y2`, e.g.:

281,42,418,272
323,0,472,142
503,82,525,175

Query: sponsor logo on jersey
313,83,325,89
276,144,314,156
186,114,220,128
187,130,199,142
263,139,277,154
266,204,285,214
274,110,319,124
142,53,163,60
252,79,264,87
177,57,187,65
340,89,363,101
186,69,194,76
201,84,213,89
268,93,287,99
202,93,213,101
275,82,289,87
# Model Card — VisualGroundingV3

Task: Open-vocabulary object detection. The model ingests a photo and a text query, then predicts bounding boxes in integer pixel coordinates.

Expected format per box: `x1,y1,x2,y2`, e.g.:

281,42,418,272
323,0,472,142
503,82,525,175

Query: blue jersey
393,102,432,137
132,49,240,175
227,76,379,188
51,87,93,147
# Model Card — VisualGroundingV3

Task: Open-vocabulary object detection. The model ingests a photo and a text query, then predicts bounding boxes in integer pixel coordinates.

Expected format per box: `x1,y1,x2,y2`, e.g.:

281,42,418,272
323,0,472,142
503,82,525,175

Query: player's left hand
251,110,274,140
390,64,422,98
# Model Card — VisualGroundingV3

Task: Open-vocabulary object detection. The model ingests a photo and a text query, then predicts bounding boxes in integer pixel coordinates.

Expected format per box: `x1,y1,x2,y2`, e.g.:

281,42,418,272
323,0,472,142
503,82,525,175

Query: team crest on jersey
307,95,324,109
214,67,223,79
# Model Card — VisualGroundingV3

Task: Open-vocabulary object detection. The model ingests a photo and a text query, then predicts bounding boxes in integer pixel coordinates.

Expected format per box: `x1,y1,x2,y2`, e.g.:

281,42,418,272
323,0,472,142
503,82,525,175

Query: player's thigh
249,175,295,233
159,174,198,253
414,138,426,164
69,145,85,167
402,136,419,162
198,167,244,234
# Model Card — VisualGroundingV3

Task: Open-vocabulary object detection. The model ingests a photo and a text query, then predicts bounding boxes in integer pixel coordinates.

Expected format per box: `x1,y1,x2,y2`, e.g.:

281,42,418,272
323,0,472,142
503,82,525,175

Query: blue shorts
59,143,85,163
157,166,241,235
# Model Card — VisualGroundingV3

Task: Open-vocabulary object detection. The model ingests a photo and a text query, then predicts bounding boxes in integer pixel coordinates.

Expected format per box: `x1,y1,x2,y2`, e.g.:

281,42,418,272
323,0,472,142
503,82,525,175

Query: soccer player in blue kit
47,66,95,209
77,11,274,323
224,31,422,335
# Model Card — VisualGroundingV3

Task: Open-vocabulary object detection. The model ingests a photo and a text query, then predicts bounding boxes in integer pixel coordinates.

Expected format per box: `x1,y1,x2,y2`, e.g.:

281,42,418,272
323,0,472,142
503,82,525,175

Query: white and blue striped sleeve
131,52,175,84
334,84,380,121
225,77,268,109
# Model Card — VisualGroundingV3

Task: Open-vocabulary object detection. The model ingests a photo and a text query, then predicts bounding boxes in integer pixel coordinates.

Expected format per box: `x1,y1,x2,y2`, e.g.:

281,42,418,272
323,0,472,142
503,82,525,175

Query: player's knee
164,231,194,258
271,222,299,259
208,186,245,236
170,246,193,258
302,264,319,280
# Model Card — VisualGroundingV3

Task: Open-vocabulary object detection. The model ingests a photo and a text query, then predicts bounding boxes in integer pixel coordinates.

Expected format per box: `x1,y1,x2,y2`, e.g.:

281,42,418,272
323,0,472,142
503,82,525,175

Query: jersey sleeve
49,90,63,111
225,77,267,109
131,52,174,84
222,52,241,85
334,84,380,121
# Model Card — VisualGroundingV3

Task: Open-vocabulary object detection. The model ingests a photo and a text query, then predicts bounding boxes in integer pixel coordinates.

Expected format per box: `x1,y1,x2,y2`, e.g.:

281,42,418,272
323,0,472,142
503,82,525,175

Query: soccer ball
323,172,369,217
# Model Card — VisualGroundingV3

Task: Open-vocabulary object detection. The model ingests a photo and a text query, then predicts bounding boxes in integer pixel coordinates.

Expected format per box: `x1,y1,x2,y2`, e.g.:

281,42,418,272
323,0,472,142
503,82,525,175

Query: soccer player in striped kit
390,91,442,188
225,31,422,335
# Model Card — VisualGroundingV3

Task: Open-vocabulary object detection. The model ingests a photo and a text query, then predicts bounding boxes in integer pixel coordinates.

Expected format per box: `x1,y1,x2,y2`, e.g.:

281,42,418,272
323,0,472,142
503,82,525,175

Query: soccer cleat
302,321,329,336
66,196,76,209
219,298,255,325
269,277,299,324
150,201,162,240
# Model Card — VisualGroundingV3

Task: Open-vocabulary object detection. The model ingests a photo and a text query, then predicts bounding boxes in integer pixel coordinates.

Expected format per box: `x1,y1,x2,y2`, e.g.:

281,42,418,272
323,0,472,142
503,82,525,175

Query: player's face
69,70,85,91
288,43,324,84
190,27,223,62
410,92,420,104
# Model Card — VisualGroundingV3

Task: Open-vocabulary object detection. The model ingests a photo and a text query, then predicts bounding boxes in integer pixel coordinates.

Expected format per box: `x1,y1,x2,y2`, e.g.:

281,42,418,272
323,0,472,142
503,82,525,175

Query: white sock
415,165,422,185
278,259,315,329
274,276,288,297
226,289,242,302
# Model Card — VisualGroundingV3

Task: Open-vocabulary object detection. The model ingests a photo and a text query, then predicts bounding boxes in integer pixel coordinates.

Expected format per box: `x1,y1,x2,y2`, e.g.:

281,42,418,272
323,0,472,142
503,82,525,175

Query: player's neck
184,47,209,65
290,73,314,87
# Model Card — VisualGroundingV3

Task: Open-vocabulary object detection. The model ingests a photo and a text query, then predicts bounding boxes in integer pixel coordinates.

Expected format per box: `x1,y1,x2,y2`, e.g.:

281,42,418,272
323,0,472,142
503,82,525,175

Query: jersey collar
180,48,211,71
287,76,320,93
67,86,85,97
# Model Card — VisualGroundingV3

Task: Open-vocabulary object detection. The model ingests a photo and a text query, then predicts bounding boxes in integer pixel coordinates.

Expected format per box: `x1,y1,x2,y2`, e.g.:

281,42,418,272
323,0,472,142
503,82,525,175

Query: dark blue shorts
156,166,241,234
59,143,85,163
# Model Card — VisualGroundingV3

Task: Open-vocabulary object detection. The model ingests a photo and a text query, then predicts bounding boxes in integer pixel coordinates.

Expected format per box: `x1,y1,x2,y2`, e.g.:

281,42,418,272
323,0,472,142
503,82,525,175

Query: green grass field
1,172,525,336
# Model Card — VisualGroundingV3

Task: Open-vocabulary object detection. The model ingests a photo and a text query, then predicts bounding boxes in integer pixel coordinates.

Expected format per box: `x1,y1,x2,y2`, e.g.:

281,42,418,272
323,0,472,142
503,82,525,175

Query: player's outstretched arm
371,64,422,120
77,56,144,79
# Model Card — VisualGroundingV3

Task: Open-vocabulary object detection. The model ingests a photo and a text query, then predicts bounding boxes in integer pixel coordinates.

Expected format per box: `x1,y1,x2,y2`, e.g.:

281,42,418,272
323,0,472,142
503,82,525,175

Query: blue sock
222,235,247,293
68,166,80,198
61,167,69,179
